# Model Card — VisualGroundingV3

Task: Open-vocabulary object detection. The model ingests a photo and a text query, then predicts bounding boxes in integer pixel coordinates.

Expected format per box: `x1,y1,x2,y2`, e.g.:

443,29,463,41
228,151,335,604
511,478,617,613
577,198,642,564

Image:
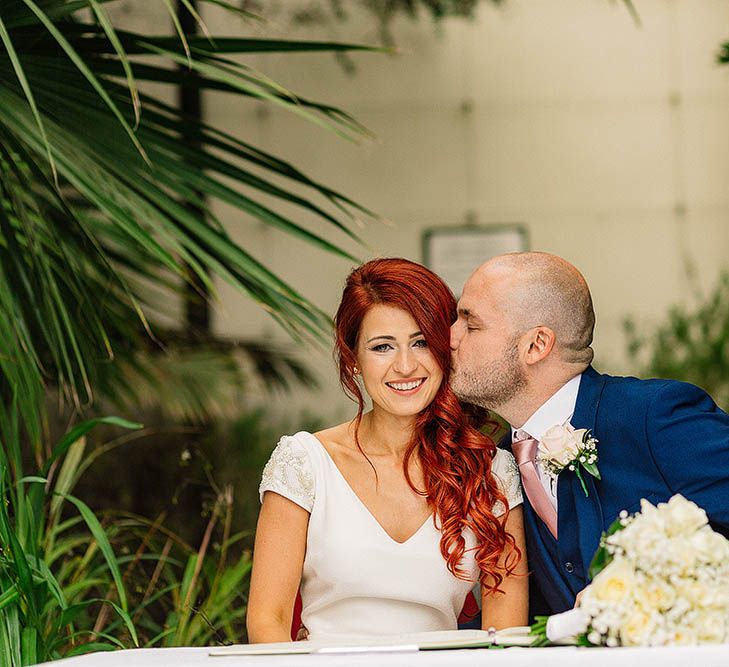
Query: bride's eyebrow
366,335,395,343
365,331,423,344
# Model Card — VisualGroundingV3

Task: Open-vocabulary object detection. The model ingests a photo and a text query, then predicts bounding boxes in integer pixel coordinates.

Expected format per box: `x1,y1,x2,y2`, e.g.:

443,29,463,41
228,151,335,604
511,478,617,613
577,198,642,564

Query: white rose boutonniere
538,423,600,497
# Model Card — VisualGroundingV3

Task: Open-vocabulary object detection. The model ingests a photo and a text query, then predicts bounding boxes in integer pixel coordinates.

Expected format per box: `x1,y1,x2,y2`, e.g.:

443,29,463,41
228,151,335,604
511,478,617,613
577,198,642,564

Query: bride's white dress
259,431,523,640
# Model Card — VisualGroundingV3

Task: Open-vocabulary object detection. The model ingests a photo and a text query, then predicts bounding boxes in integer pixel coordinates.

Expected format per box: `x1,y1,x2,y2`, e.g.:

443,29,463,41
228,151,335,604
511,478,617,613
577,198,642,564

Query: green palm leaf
0,0,379,437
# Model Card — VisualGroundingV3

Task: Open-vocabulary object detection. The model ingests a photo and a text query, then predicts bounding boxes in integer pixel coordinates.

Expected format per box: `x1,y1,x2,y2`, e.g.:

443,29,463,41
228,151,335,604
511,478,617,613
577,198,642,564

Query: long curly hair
334,257,520,591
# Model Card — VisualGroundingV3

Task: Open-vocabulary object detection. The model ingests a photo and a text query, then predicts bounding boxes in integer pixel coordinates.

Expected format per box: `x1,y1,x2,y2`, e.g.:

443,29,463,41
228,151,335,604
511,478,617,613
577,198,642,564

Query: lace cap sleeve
491,448,523,517
259,434,315,512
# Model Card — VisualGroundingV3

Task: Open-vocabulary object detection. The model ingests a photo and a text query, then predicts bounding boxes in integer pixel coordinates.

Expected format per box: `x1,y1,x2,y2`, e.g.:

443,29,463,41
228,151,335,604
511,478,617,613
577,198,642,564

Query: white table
38,644,729,667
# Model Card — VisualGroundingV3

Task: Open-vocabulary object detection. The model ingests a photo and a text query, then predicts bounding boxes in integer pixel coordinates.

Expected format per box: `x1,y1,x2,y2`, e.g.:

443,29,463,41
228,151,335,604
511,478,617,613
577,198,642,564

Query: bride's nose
392,347,418,375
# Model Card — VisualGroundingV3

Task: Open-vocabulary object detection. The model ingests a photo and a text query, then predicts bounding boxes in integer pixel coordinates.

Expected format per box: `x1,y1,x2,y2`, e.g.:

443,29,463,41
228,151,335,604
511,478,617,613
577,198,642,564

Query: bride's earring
353,366,360,376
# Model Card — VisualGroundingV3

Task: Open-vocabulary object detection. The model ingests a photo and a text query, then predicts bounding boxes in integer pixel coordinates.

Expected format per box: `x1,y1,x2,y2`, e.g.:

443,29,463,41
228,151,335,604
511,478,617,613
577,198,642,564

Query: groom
450,251,729,615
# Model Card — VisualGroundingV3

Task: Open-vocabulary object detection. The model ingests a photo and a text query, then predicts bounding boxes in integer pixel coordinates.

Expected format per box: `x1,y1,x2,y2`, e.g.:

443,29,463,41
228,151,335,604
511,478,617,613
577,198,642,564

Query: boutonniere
538,424,600,497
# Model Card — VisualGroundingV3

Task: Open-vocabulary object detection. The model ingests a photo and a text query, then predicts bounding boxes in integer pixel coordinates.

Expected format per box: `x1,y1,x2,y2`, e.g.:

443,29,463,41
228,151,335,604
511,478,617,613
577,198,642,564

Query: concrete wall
113,0,729,426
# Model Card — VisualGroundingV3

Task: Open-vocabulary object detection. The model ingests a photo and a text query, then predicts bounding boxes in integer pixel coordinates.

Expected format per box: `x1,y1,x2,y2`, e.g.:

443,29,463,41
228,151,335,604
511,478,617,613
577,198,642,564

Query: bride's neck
356,410,416,458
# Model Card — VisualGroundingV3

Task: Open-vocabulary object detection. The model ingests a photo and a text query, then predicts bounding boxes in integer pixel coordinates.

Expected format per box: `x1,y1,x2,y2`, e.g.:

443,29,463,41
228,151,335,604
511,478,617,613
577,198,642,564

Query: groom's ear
523,326,556,366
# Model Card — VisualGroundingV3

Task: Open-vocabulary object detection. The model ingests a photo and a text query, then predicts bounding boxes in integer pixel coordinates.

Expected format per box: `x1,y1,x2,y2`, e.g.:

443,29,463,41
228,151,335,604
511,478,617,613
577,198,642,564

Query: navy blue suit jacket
509,366,729,615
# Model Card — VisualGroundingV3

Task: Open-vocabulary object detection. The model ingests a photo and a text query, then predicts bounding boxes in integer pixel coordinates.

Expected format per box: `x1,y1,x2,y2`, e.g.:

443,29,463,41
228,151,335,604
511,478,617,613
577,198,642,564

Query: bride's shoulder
491,447,518,475
312,422,353,454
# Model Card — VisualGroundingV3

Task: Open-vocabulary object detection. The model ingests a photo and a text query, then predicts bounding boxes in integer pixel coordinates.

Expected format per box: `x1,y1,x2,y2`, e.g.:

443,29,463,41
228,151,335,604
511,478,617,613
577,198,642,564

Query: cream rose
636,579,676,612
696,610,727,643
589,557,635,604
690,526,729,563
661,495,708,535
677,579,719,608
538,424,584,467
619,608,654,646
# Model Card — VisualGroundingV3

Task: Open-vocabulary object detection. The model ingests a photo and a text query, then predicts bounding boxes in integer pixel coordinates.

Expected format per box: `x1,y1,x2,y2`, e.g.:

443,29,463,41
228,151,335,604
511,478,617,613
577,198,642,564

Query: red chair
290,592,304,640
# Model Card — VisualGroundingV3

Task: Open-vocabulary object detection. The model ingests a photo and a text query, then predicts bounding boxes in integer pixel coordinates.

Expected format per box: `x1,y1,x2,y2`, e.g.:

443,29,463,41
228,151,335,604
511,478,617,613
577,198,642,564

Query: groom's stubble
450,334,527,411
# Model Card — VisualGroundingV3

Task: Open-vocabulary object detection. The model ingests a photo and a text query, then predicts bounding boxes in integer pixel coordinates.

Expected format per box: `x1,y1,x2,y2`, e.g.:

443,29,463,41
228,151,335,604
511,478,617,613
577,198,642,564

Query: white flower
695,611,727,643
588,556,635,604
691,526,729,563
675,578,727,608
637,580,676,612
619,608,655,646
538,424,583,466
660,495,708,536
671,626,699,646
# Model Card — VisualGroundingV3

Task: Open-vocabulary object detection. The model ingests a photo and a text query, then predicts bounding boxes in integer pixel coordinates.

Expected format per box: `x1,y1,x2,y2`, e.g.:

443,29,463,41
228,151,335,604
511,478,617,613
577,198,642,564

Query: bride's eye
412,339,428,348
370,343,393,353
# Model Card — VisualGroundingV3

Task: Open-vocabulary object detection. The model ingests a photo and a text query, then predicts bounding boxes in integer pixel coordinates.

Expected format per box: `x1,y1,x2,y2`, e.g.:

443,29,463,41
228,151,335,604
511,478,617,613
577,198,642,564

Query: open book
208,627,535,656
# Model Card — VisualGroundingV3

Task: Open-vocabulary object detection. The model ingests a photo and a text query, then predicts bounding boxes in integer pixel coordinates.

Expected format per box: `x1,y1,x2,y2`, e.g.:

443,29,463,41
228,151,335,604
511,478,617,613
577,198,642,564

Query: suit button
564,562,574,573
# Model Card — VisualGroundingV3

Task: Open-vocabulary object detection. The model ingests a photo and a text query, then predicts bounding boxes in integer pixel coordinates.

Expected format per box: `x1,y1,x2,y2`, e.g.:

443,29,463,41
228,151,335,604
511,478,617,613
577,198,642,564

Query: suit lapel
559,367,607,581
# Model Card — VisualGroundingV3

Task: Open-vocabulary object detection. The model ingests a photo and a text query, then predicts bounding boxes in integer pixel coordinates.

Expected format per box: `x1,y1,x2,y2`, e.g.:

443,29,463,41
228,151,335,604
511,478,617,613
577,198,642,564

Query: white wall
113,0,729,426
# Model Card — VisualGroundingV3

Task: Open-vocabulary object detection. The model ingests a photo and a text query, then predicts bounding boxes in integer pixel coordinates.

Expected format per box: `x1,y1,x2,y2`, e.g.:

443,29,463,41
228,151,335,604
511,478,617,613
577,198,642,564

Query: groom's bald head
471,252,595,366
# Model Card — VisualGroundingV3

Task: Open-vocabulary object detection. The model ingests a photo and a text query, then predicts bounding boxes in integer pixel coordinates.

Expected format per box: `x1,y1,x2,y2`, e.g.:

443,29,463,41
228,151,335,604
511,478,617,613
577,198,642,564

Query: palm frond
0,0,379,433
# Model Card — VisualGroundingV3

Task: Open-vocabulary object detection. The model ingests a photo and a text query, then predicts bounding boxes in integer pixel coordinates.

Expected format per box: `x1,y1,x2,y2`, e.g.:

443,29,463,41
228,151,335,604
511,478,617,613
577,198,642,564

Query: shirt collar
512,374,582,442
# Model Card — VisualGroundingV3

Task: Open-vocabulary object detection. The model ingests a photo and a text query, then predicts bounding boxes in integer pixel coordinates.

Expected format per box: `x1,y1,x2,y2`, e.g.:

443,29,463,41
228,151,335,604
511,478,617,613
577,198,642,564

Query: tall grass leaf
144,626,176,647
0,585,19,611
103,600,139,648
36,558,67,611
53,602,94,636
1,604,20,667
64,642,117,657
58,494,128,612
68,628,126,649
21,626,37,666
50,437,86,524
45,417,142,474
0,499,37,620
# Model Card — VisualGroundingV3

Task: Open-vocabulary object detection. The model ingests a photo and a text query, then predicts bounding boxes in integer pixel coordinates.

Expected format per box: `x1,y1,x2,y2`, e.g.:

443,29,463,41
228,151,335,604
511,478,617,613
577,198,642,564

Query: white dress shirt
511,374,582,512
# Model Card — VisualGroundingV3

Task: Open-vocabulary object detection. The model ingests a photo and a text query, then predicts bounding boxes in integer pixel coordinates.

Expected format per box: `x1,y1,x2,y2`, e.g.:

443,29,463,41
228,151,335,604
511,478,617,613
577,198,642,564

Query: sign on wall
423,224,529,297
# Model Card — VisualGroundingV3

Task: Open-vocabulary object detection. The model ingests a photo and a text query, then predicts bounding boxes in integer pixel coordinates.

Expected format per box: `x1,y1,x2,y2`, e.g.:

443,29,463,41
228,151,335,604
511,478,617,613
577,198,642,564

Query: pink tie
512,433,558,539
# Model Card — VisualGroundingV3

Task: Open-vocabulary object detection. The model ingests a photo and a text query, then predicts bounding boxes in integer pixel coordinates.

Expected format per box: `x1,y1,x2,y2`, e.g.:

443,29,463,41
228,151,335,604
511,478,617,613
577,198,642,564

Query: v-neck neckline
306,432,433,546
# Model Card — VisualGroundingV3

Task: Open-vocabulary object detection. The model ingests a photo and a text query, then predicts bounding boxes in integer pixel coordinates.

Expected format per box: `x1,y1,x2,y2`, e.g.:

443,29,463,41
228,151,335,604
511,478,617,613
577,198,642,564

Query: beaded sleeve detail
491,449,524,517
259,435,315,512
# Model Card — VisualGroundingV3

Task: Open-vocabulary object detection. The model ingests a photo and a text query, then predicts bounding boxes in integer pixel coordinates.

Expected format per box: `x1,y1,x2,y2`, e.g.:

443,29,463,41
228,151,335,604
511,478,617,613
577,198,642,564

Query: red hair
334,258,520,592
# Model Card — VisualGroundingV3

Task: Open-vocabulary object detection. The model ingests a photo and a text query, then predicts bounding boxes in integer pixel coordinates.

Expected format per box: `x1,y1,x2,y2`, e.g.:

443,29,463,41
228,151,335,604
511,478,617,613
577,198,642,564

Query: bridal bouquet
535,495,729,647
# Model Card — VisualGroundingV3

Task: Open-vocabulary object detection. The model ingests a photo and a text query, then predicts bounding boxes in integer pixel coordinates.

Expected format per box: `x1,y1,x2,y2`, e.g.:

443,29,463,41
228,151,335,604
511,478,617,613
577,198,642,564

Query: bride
246,258,528,642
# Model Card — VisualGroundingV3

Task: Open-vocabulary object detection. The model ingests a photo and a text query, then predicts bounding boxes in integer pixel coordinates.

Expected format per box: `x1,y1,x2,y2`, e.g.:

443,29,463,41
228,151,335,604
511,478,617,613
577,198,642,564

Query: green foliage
624,273,729,410
0,0,378,448
587,514,624,580
718,41,729,64
0,1,382,661
0,417,143,663
106,339,319,424
94,491,253,649
74,406,324,552
1,413,260,662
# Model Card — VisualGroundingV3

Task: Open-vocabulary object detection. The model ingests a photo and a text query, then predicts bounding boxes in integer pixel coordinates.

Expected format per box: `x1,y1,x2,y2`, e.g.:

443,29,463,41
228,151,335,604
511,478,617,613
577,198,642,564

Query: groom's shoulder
589,367,713,407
